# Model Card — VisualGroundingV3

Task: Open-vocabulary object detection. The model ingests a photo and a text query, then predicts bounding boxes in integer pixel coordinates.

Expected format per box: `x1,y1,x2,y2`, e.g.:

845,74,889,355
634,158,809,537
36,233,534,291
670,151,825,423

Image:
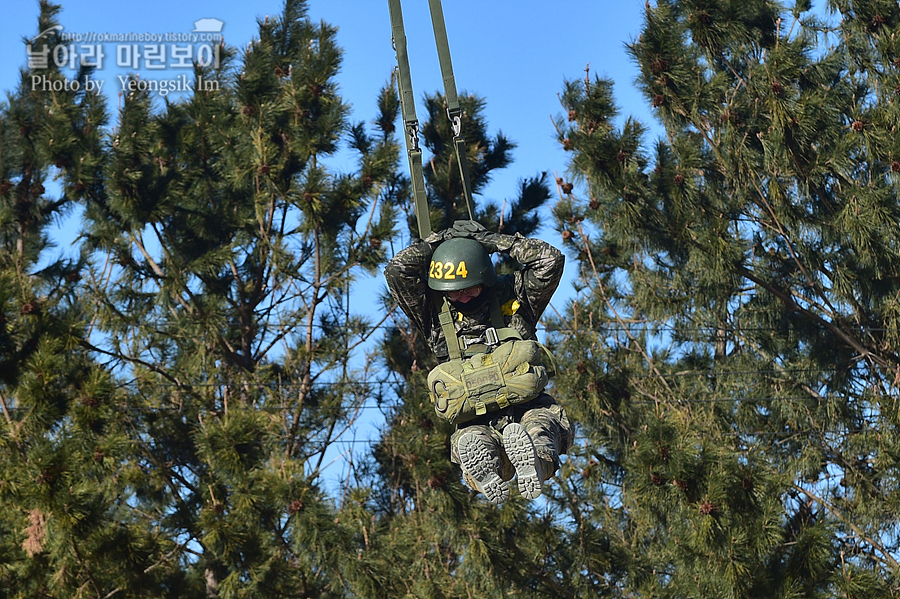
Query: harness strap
440,291,522,359
388,0,431,238
427,0,476,219
438,297,463,360
488,292,521,342
489,293,508,330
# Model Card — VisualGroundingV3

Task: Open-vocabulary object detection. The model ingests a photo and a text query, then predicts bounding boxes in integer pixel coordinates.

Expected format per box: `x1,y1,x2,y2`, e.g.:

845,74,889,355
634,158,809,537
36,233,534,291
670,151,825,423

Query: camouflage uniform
384,228,574,500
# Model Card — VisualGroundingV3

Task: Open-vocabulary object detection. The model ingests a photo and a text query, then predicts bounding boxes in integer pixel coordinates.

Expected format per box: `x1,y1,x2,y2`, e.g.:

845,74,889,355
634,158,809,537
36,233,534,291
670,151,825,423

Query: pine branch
734,264,891,369
78,338,184,386
576,221,673,397
792,483,900,571
0,387,15,436
748,177,842,319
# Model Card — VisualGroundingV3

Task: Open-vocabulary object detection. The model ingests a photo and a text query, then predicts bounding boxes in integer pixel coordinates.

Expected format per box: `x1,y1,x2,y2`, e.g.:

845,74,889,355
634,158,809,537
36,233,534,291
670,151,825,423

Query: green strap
452,137,476,218
427,0,476,220
491,292,522,342
488,294,506,330
427,0,459,116
388,0,431,239
438,293,520,360
409,151,430,239
438,297,462,360
489,293,521,343
443,292,523,358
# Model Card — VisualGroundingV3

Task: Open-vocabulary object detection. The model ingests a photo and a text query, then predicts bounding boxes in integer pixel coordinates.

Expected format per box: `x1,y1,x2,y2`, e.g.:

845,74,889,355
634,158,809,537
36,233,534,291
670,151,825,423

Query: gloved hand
448,219,502,253
423,228,451,250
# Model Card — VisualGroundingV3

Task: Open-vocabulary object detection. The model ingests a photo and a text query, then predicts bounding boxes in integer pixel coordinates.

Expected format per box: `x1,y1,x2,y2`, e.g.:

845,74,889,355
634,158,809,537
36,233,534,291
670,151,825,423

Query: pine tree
0,4,160,597
3,0,405,596
551,0,900,596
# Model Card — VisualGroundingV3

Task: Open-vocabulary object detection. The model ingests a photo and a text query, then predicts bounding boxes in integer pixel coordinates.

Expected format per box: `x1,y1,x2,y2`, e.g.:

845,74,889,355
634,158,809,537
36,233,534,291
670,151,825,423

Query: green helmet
428,238,496,291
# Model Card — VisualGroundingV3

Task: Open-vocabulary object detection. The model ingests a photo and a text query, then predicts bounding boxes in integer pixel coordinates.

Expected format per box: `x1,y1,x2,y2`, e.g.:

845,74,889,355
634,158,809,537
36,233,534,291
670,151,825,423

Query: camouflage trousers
449,393,574,483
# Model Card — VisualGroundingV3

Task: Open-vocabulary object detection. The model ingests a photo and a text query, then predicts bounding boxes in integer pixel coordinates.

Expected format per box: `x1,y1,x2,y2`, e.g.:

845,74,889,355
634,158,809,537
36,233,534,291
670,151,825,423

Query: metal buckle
461,327,500,349
450,113,462,137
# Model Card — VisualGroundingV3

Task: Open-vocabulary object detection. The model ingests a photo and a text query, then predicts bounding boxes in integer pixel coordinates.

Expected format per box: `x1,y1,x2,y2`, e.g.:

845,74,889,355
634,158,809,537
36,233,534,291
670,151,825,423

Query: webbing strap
488,293,523,343
489,295,507,330
409,151,430,239
388,0,431,239
427,0,476,219
427,0,459,116
441,291,522,358
439,297,463,360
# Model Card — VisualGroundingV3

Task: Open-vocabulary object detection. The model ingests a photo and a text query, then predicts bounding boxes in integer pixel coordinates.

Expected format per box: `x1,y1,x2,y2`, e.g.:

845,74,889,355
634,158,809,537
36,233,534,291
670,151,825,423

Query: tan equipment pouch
427,339,553,425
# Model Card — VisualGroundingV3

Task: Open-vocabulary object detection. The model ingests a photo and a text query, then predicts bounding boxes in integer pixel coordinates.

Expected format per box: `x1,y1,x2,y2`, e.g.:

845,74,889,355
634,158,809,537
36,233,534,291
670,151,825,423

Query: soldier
384,220,573,503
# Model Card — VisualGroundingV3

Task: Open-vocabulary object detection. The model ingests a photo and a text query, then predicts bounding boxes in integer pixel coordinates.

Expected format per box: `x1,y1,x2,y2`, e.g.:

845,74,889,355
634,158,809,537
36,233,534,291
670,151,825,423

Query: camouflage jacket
384,233,565,362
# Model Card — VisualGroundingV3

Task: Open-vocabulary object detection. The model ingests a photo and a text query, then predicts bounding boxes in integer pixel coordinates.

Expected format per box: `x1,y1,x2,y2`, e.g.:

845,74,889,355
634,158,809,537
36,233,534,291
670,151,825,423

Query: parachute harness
387,0,518,361
387,1,555,424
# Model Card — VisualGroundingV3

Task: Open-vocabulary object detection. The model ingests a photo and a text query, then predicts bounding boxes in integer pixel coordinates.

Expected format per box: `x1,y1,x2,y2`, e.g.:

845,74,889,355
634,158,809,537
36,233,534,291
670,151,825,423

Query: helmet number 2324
429,260,468,280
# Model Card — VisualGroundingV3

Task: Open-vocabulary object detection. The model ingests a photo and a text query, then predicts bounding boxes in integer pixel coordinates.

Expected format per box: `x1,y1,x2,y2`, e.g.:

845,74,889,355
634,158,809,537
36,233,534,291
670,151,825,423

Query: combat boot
457,430,509,504
502,423,553,499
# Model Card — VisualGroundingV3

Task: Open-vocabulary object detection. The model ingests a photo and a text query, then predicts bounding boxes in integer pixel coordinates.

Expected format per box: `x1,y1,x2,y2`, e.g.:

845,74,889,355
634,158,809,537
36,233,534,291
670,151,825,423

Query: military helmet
428,237,496,291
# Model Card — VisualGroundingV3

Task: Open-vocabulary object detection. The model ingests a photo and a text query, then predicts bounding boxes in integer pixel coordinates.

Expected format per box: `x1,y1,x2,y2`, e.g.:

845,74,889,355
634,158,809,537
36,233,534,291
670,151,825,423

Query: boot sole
503,423,542,499
457,432,509,504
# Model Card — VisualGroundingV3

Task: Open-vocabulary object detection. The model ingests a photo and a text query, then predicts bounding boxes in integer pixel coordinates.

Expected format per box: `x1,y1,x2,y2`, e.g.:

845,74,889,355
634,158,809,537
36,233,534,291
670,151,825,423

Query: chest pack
427,295,555,425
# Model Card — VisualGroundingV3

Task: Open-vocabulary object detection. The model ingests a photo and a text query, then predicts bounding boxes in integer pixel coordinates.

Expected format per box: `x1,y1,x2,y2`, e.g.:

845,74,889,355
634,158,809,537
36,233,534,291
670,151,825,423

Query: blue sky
2,0,653,235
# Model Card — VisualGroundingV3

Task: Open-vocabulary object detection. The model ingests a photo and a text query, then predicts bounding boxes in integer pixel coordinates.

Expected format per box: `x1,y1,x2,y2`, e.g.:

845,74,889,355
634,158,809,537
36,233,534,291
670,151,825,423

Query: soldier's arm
383,239,436,338
497,234,564,321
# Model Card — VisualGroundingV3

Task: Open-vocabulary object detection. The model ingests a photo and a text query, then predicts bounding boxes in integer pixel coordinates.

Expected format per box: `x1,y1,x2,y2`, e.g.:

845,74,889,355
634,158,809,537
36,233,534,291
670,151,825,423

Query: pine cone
81,396,100,408
650,59,668,74
699,500,719,516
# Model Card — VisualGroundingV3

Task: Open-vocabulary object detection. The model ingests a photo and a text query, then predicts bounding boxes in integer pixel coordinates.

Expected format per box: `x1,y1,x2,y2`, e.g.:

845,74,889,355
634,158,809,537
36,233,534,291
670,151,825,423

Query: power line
112,367,875,388
632,395,853,404
5,393,894,415
105,320,900,335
